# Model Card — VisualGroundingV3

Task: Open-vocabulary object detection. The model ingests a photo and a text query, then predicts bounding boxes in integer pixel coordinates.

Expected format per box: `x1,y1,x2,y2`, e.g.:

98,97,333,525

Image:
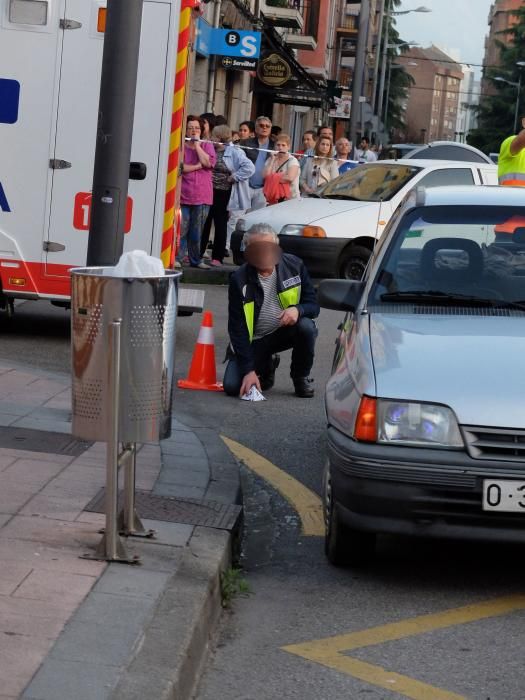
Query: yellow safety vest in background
498,136,525,186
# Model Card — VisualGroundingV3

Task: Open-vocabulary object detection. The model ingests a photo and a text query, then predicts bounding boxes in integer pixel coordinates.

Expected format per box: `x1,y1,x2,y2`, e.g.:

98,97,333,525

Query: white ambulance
0,0,193,315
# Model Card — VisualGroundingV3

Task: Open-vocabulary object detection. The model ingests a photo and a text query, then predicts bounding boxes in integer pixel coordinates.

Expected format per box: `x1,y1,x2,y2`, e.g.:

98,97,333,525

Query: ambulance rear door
44,0,171,277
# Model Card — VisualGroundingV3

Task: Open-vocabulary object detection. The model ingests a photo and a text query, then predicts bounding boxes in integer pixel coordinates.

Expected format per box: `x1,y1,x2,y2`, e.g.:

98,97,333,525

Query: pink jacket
180,142,217,206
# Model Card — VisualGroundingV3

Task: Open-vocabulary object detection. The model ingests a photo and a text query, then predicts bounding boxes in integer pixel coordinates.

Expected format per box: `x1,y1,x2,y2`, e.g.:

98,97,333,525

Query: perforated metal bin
70,267,182,443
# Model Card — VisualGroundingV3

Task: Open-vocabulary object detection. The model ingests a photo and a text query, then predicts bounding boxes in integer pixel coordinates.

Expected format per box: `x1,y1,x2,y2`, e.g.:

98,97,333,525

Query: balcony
260,0,304,30
283,0,319,50
337,1,359,34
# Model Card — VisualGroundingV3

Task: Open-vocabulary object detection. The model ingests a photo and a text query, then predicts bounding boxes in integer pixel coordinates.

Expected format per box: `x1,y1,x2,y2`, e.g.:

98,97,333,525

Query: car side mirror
318,279,365,312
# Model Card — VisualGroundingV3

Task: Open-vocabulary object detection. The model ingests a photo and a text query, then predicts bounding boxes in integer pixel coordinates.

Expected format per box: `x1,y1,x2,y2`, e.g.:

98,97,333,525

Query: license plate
483,480,525,512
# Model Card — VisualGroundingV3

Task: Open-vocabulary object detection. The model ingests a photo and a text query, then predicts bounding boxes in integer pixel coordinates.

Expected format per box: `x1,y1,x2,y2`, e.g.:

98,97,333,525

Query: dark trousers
223,317,318,396
201,188,231,262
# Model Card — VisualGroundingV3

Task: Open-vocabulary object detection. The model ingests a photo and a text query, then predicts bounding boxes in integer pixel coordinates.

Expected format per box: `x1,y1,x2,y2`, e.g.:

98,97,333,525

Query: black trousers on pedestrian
223,317,318,396
200,188,231,262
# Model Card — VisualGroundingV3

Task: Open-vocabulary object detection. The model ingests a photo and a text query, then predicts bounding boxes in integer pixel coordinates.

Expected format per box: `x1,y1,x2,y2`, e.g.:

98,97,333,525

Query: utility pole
349,0,370,150
377,0,391,134
371,0,385,115
87,0,144,266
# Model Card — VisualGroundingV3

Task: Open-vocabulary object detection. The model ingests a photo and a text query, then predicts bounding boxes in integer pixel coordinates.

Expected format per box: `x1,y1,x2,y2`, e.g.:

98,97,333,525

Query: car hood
369,312,525,428
241,197,373,231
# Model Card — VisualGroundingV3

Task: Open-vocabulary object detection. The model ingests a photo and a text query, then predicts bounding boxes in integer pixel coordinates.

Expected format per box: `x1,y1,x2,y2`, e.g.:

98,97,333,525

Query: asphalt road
2,288,525,700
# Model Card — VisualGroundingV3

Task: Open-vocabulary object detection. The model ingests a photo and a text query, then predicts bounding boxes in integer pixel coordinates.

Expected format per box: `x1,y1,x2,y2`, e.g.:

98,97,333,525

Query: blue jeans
223,317,318,397
179,204,210,266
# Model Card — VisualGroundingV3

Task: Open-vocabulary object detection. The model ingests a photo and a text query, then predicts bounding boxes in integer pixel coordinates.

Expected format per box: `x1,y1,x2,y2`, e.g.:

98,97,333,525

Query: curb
110,526,232,700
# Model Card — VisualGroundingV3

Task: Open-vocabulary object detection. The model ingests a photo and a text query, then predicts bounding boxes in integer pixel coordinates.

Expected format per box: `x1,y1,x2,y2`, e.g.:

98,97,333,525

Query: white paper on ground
241,385,266,402
110,250,165,278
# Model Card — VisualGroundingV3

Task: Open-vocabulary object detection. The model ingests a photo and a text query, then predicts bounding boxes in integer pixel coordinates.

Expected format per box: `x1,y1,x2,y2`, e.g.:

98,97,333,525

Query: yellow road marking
283,593,525,700
221,436,324,536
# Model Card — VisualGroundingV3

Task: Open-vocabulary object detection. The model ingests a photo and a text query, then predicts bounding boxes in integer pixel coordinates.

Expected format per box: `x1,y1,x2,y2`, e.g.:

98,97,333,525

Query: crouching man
224,223,320,398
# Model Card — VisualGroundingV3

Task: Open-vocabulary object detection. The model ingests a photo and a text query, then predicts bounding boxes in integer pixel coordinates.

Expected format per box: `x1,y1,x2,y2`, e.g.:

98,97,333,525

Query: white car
232,159,498,279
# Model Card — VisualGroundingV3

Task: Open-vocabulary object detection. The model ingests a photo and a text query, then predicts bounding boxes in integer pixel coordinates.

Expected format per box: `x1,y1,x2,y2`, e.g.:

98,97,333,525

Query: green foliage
220,568,251,609
468,6,525,153
379,0,414,132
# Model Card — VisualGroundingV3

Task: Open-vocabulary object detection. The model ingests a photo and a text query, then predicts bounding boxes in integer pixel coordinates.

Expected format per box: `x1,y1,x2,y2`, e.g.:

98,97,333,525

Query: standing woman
178,116,216,269
262,133,300,202
200,113,216,140
300,136,339,195
200,125,255,266
238,120,255,139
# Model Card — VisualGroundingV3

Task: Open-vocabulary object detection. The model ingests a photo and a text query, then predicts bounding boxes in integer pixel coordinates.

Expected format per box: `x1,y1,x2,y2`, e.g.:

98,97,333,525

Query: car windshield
370,206,525,308
317,163,421,202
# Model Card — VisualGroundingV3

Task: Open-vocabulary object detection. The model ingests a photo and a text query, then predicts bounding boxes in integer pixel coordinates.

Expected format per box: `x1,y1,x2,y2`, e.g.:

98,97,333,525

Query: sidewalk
0,361,241,700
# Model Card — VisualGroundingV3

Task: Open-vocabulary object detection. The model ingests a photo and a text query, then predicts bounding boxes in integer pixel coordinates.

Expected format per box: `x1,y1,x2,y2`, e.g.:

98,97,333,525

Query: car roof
378,158,496,169
419,185,525,207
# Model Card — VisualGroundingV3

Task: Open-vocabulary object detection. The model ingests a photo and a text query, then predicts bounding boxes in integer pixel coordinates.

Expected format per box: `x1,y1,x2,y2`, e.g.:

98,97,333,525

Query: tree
468,6,525,154
376,0,414,135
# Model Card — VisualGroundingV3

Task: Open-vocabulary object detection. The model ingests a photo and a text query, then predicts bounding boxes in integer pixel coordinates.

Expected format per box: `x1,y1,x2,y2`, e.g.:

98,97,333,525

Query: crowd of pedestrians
176,112,381,270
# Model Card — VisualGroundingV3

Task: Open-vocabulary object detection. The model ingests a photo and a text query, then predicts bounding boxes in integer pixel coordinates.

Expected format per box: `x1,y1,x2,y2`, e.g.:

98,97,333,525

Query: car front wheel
338,244,372,280
324,465,376,567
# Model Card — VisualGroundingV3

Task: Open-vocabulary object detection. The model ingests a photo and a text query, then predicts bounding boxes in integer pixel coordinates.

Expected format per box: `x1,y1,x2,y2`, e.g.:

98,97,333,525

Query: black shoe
260,354,280,391
293,376,315,398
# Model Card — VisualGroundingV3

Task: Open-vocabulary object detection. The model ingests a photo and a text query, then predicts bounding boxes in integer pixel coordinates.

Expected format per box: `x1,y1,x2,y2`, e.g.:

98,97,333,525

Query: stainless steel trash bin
71,267,182,443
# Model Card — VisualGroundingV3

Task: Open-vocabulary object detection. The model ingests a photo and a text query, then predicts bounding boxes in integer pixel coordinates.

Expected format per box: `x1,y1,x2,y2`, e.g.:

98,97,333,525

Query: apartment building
482,0,524,96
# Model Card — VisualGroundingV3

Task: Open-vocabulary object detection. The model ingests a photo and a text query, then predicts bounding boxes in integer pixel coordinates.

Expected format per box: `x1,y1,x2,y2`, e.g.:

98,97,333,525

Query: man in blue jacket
224,223,320,399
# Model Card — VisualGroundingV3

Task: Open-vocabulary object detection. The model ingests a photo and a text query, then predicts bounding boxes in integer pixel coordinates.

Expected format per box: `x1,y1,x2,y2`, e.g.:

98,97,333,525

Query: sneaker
293,376,314,398
194,262,211,270
174,260,182,269
210,259,222,267
181,256,190,266
224,248,231,258
203,252,211,260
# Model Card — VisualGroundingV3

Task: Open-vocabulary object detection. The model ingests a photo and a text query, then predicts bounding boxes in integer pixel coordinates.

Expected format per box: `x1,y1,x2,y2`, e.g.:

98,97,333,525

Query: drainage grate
85,489,242,532
0,427,91,456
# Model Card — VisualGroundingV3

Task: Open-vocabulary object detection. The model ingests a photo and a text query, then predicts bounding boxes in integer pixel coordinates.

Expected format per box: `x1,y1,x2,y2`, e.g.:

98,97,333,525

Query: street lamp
379,42,419,127
373,2,431,119
494,61,525,134
383,62,417,136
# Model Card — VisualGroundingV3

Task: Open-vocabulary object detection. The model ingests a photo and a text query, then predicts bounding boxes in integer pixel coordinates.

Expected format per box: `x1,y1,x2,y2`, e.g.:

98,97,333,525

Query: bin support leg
118,443,155,538
82,320,138,565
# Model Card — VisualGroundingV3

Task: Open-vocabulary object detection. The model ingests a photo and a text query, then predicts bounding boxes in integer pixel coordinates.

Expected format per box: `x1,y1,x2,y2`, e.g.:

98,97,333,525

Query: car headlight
280,225,305,236
377,400,463,448
280,224,327,238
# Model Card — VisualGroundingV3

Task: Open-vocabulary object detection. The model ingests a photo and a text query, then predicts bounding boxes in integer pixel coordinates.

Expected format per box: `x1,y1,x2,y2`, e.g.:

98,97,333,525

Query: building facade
401,46,464,143
482,0,524,97
186,0,381,145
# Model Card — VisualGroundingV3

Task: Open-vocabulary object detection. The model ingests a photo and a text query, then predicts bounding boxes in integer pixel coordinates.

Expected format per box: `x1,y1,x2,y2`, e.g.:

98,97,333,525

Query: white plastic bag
111,250,165,278
241,385,266,402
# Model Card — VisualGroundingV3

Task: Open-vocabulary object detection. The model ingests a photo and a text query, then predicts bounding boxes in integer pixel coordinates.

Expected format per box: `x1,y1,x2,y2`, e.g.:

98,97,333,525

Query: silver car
320,185,525,566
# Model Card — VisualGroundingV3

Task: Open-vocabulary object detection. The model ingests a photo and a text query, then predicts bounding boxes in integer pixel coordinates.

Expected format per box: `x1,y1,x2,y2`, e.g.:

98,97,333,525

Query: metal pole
105,320,121,560
205,0,222,113
377,0,391,131
384,60,392,136
514,76,522,134
350,0,371,149
119,443,155,538
371,0,386,115
87,0,144,266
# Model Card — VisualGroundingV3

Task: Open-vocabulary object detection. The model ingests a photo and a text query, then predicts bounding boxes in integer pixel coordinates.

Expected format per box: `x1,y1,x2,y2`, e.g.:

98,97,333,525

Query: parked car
319,184,525,567
232,160,498,279
378,143,419,160
404,141,494,164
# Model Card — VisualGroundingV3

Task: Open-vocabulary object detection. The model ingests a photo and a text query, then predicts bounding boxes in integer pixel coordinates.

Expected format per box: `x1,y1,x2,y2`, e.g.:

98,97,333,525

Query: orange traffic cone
178,311,224,392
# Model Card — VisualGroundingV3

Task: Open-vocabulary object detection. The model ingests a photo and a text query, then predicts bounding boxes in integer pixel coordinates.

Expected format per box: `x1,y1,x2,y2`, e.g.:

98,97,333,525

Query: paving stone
161,454,210,473
0,414,19,427
0,515,102,549
20,494,90,522
0,562,33,595
160,440,207,458
13,418,73,434
0,402,35,417
140,519,194,547
22,658,120,700
0,634,55,697
153,483,206,499
156,467,209,488
12,569,98,606
92,567,170,600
